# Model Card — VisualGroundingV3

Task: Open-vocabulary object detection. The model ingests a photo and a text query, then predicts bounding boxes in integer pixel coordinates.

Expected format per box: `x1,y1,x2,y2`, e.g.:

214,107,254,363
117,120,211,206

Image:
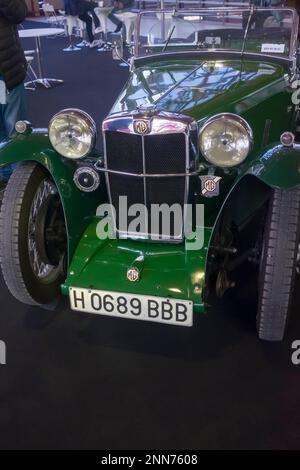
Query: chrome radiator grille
103,113,197,241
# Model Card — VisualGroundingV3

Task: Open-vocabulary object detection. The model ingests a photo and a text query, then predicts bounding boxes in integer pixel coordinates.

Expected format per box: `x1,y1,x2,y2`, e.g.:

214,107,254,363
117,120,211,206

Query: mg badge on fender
127,268,140,282
134,120,150,135
200,176,222,198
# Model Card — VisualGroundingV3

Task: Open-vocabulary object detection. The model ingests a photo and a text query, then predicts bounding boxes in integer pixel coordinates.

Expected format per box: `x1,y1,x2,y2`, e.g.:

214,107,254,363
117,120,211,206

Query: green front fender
210,142,300,231
203,142,300,300
0,131,105,264
205,142,300,256
245,142,300,189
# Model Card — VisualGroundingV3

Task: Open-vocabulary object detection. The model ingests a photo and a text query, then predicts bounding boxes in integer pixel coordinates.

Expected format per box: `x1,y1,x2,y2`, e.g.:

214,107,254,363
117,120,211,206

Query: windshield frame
134,7,299,62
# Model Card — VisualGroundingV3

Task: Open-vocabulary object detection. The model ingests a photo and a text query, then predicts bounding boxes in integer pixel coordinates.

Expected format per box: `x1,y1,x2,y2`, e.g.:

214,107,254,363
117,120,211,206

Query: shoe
114,23,123,34
94,27,102,34
89,39,100,48
76,40,88,48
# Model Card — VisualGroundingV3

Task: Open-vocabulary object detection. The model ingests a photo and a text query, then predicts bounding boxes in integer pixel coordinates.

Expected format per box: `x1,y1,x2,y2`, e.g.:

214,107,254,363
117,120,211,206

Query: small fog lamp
15,121,32,135
280,132,295,147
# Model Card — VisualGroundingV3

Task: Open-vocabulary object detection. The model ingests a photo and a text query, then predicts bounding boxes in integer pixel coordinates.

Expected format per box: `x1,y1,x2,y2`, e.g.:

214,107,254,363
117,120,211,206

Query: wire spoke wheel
0,162,67,307
27,179,65,281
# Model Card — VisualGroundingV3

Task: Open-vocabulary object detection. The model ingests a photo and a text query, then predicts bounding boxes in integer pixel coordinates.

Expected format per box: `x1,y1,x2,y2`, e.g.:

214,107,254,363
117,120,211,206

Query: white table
95,7,113,37
114,12,137,45
19,28,65,88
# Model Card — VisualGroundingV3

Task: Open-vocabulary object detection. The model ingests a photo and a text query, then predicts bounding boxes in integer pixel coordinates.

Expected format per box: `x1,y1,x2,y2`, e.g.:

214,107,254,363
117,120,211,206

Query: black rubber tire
257,187,300,341
0,162,66,307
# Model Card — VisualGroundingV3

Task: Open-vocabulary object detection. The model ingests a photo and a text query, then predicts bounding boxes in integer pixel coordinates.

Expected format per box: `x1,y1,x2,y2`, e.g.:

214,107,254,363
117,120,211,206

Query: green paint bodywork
0,133,105,262
1,52,300,312
61,221,210,312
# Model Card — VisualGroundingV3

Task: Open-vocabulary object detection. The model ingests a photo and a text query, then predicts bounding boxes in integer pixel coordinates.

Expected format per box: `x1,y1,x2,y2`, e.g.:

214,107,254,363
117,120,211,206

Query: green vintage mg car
0,6,299,341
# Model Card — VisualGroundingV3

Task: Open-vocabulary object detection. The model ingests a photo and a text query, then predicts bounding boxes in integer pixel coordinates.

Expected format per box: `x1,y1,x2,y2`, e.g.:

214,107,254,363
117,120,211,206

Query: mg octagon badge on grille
133,120,151,135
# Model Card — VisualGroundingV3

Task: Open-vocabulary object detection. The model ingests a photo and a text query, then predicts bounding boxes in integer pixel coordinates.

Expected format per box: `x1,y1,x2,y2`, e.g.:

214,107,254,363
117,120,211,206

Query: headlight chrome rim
48,108,97,160
199,113,253,168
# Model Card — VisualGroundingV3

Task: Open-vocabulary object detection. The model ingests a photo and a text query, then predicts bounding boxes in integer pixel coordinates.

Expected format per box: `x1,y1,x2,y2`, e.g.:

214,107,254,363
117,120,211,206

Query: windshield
135,8,298,60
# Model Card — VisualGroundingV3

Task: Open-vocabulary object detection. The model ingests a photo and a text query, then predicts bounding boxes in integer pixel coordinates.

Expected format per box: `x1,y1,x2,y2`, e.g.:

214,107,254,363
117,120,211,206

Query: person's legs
108,7,123,31
0,82,26,181
90,9,100,30
79,12,94,43
3,82,26,137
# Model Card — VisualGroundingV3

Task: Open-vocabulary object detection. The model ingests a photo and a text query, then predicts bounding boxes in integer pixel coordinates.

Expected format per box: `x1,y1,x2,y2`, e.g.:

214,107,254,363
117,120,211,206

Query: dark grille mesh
144,134,186,174
146,177,186,238
109,174,145,231
146,177,185,206
105,130,143,173
104,130,188,239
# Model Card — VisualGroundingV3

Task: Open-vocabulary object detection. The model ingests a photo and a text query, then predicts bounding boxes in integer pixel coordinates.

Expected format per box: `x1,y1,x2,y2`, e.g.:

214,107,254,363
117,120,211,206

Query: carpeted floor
22,21,129,148
0,22,299,450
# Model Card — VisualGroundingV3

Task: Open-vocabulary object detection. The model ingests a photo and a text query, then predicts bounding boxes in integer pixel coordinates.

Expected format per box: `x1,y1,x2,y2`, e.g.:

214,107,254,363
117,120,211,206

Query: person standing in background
0,0,27,152
0,0,27,185
108,0,135,35
243,0,284,29
64,0,101,47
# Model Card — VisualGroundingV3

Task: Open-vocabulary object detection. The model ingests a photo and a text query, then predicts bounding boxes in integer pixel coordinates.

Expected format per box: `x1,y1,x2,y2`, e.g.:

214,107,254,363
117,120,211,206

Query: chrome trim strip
183,131,190,242
103,113,196,135
118,230,183,242
102,126,118,238
94,165,199,178
141,135,147,231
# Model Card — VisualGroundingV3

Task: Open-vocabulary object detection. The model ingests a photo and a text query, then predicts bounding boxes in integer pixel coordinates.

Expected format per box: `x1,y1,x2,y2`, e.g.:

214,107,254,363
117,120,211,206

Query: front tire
0,162,67,307
257,188,300,341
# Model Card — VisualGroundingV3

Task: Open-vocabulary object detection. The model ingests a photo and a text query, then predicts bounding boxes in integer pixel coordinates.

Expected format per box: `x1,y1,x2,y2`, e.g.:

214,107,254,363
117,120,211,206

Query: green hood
111,58,287,122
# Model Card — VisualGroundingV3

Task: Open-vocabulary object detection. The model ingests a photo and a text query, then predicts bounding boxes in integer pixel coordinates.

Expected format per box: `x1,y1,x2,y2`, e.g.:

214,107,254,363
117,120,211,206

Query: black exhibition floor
0,24,299,450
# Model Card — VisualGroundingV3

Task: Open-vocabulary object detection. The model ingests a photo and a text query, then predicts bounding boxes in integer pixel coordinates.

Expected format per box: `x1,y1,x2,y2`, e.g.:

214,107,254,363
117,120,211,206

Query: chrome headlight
49,109,97,159
199,113,253,168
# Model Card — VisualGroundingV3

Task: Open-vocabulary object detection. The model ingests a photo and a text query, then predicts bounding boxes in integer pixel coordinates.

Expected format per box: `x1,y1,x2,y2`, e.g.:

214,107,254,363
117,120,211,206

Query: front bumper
62,219,212,313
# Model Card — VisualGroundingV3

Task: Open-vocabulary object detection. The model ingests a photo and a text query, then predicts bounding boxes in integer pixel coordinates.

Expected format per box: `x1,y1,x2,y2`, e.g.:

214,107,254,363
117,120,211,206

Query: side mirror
111,35,124,61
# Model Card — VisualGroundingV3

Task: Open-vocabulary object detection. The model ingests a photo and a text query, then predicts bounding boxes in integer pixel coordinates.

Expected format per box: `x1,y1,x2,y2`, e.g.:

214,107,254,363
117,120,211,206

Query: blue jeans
0,81,26,181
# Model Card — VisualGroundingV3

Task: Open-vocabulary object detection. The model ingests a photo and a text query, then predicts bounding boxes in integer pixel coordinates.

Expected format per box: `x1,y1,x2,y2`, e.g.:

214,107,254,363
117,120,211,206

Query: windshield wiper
240,5,255,79
241,5,255,59
162,25,176,53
